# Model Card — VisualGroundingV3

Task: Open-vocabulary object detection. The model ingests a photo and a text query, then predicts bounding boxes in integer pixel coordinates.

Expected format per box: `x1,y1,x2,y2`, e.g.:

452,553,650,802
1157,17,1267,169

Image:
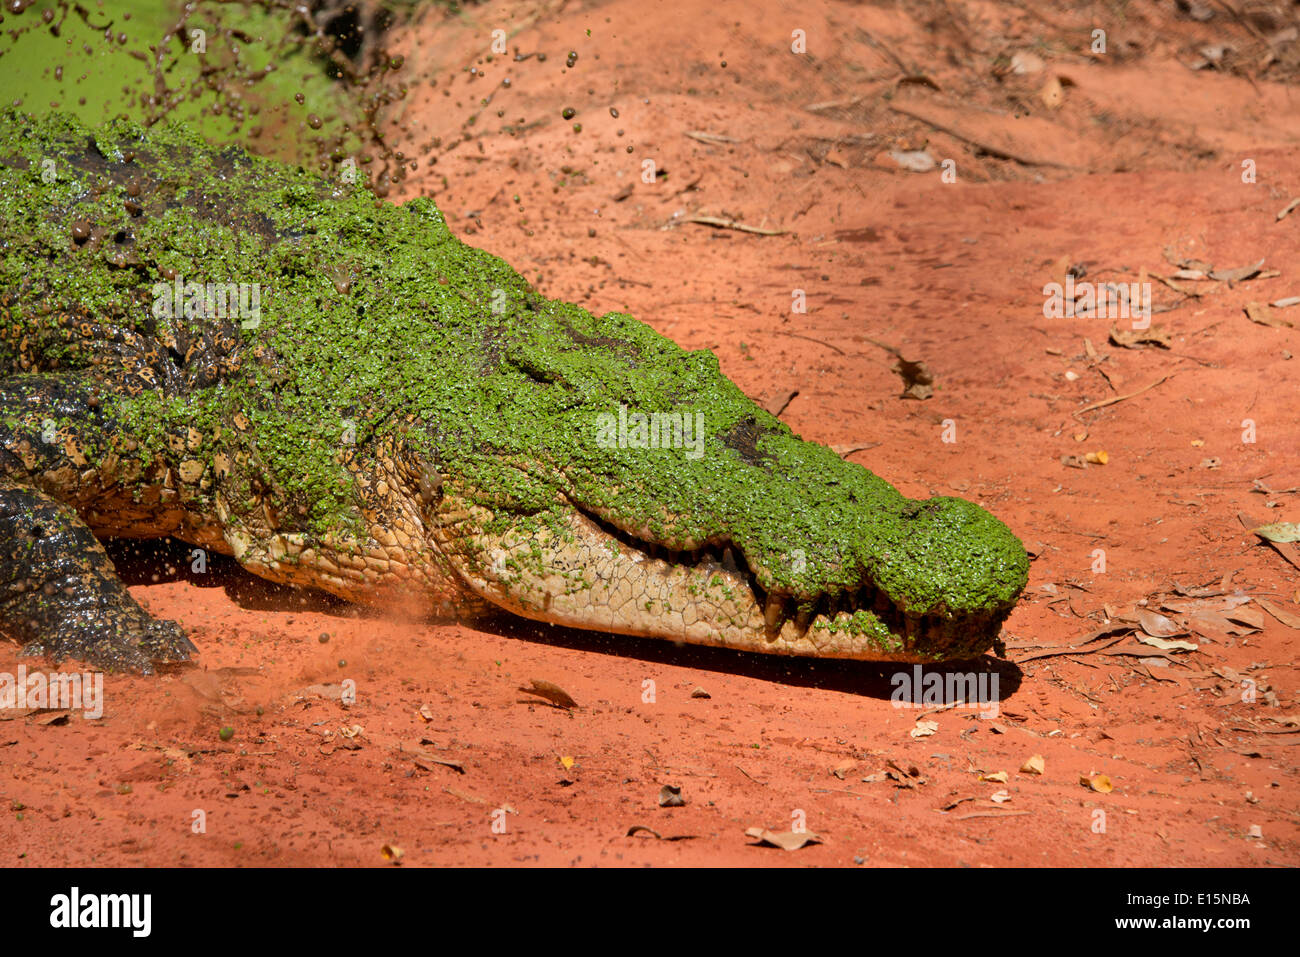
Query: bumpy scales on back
0,110,1029,672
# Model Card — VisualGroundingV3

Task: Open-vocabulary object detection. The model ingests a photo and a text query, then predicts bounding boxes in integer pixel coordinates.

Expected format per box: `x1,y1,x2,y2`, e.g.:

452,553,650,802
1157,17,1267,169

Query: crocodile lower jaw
448,502,1001,662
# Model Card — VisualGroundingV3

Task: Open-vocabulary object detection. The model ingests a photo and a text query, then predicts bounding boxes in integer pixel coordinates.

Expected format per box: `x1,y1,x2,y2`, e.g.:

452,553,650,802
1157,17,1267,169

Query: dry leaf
744,827,822,851
1245,302,1293,328
1081,773,1114,793
626,825,697,842
1252,522,1300,543
1020,754,1045,775
1109,325,1171,349
885,761,927,788
1209,258,1265,283
939,796,977,812
380,844,404,862
1185,610,1236,643
1136,634,1198,652
1136,609,1184,638
1256,598,1300,629
689,686,711,699
658,784,686,808
520,678,579,709
823,147,851,169
1223,606,1265,630
559,755,575,770
910,719,939,738
334,724,364,750
980,771,1010,784
418,704,435,722
760,388,799,416
830,759,857,780
404,745,465,774
990,790,1013,804
831,441,882,457
893,357,935,399
1085,450,1109,465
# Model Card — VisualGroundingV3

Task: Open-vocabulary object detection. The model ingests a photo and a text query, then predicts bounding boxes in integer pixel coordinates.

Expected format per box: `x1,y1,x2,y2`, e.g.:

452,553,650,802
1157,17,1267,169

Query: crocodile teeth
764,592,786,634
793,600,816,636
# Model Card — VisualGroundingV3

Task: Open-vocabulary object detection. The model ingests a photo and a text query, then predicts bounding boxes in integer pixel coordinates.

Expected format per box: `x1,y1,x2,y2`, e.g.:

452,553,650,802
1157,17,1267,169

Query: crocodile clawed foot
21,614,195,675
1,482,199,674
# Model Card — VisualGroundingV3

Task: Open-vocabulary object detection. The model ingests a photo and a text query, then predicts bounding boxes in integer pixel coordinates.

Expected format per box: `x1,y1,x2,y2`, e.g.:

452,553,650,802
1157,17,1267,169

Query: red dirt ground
3,0,1299,867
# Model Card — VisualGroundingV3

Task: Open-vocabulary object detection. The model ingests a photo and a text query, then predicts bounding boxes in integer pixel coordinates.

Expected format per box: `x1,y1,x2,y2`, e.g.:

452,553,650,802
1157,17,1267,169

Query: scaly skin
0,110,1029,672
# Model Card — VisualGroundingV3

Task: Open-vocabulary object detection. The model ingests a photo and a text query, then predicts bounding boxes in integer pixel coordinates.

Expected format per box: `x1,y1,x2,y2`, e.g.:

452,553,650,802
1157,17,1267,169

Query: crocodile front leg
0,372,196,672
0,480,195,672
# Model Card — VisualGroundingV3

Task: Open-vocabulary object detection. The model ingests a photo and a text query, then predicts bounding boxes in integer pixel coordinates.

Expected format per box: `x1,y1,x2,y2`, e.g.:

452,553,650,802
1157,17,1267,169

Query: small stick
805,94,867,112
683,214,786,235
1072,375,1171,419
888,104,1085,170
1015,633,1132,663
770,330,847,355
684,130,740,145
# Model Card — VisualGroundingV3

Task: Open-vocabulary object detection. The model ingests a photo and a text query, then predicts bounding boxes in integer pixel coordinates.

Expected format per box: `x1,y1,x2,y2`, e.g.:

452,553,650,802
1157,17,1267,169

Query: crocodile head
1,111,1028,664
419,292,1029,661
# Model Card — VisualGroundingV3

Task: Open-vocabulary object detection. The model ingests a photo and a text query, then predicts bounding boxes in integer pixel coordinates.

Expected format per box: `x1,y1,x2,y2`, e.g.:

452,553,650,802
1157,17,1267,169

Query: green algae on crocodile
0,109,1028,670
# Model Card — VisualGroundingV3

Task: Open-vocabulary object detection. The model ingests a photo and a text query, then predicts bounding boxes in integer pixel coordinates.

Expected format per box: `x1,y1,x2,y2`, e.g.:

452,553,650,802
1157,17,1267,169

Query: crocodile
0,110,1029,673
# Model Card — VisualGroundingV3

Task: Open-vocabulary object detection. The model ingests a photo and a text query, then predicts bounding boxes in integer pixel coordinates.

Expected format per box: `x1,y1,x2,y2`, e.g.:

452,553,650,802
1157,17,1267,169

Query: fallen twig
887,103,1085,170
859,28,914,75
770,330,846,355
683,214,786,235
806,94,867,112
1015,633,1131,662
1072,375,1172,420
683,129,740,145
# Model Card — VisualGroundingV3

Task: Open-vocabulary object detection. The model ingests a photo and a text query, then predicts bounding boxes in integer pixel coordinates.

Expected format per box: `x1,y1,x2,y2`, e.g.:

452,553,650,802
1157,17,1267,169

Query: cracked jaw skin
436,456,1028,663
